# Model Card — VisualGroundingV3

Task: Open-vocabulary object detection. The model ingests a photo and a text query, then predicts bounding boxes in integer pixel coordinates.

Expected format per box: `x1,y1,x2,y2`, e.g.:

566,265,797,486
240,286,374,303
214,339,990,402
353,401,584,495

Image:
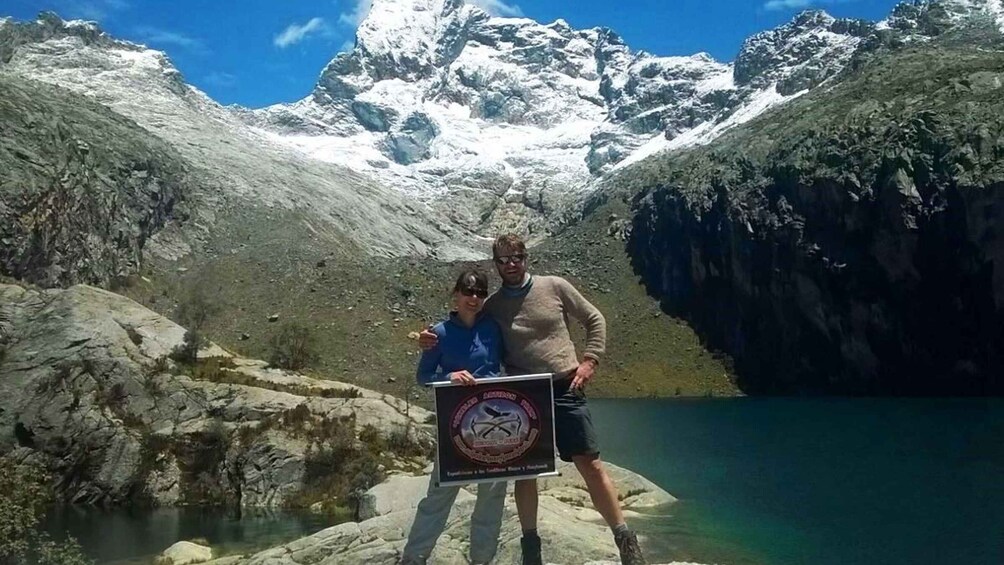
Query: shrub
174,282,219,331
386,426,427,458
357,424,384,449
281,404,312,429
0,457,93,565
268,323,316,371
169,329,202,365
152,355,170,374
175,420,231,505
319,387,361,399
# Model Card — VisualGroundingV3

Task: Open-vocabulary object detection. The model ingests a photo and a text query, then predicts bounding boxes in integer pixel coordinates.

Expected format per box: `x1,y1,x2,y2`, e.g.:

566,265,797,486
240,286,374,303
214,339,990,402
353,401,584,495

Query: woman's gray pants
401,471,507,564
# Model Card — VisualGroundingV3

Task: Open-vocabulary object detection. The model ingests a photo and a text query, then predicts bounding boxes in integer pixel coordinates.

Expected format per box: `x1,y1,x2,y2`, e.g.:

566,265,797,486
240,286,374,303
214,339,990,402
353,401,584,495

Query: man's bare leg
573,454,646,564
571,454,624,526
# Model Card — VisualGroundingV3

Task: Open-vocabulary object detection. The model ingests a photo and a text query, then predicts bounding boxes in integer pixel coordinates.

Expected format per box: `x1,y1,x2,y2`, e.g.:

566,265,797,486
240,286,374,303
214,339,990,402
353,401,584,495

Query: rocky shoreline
184,460,688,565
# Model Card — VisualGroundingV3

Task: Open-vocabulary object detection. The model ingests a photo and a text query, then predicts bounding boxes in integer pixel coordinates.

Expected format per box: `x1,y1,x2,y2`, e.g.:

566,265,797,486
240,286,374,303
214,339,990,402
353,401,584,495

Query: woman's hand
449,370,477,386
418,326,438,351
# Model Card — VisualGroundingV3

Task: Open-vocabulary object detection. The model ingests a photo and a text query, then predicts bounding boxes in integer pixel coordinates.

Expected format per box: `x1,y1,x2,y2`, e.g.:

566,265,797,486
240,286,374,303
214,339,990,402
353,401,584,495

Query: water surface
590,397,1004,565
42,506,335,564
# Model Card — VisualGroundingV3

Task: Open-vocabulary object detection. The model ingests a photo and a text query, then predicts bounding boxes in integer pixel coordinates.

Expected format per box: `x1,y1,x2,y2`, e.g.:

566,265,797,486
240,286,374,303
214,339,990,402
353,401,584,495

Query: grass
117,204,739,407
185,357,362,399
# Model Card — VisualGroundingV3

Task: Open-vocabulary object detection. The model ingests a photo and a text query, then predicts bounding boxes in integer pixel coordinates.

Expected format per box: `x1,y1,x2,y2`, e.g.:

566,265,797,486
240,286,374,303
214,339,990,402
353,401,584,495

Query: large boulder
240,460,677,565
0,283,433,506
155,541,213,565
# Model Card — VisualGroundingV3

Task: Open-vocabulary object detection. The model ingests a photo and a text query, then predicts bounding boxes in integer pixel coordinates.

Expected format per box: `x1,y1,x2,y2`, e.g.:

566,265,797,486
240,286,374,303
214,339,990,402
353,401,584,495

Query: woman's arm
415,326,444,385
485,319,504,378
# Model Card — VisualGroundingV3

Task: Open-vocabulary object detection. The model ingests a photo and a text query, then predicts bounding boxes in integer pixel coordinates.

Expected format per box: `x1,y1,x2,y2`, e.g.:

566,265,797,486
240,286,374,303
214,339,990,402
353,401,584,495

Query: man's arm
555,277,606,363
555,277,606,389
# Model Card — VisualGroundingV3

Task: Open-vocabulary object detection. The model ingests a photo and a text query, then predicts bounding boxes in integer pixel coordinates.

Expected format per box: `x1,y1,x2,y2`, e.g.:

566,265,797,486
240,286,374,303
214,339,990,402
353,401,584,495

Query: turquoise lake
589,397,1004,565
42,398,1003,564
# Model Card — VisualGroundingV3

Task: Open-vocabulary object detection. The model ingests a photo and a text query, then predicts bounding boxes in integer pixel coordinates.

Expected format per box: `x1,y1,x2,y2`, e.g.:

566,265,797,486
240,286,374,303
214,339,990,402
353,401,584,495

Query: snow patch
614,85,804,170
984,0,1004,32
64,19,100,30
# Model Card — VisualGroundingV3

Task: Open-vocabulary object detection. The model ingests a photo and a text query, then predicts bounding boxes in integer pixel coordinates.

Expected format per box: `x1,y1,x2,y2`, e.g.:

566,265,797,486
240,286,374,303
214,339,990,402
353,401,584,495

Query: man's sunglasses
494,254,526,265
459,287,489,298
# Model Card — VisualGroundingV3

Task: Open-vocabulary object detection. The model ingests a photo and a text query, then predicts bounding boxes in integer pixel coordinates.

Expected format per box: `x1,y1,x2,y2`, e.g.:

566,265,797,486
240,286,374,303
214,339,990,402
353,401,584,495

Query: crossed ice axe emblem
470,405,523,438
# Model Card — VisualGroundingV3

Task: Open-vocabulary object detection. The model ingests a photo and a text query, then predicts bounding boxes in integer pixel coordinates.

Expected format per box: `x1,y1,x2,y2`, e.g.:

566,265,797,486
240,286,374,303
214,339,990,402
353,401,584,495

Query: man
419,233,646,565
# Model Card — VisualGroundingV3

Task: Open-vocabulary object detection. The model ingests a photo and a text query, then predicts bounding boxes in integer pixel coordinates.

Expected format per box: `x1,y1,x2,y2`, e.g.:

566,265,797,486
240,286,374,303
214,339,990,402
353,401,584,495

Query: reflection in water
42,505,337,565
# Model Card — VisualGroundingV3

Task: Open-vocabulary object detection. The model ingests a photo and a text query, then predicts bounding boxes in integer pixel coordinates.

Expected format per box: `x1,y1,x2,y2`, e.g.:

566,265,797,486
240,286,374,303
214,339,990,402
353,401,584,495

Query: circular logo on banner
450,388,541,466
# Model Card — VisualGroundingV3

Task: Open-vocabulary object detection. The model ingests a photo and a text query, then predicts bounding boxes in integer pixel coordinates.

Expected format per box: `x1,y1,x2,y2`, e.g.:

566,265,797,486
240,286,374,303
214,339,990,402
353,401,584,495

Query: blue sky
4,0,902,108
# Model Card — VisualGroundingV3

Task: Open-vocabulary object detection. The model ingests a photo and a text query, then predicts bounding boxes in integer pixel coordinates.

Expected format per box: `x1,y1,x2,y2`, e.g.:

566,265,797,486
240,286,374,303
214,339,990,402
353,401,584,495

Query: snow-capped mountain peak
885,0,1004,35
3,0,1001,257
734,10,873,95
237,0,1004,238
353,0,478,81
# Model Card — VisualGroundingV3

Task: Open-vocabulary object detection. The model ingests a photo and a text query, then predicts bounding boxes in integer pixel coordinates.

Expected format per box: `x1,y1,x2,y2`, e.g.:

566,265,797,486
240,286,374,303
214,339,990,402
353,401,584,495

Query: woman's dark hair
452,269,488,294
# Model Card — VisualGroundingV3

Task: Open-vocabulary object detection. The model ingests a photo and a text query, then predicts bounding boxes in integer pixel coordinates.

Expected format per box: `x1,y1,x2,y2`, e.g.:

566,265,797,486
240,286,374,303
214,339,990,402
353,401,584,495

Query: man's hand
418,326,438,351
570,358,598,390
449,370,477,386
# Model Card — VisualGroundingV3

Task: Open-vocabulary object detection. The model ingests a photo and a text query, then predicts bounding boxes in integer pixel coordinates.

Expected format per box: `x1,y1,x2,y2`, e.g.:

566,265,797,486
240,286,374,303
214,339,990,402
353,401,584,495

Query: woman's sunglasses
459,287,489,298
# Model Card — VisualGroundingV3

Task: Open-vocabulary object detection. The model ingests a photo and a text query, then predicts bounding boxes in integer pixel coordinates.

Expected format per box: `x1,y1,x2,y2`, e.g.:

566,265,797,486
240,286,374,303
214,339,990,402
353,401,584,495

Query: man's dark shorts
552,377,600,462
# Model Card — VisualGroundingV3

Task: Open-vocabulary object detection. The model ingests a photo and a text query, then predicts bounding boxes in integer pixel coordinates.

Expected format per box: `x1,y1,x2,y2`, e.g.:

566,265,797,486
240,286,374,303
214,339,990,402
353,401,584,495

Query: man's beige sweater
484,275,606,377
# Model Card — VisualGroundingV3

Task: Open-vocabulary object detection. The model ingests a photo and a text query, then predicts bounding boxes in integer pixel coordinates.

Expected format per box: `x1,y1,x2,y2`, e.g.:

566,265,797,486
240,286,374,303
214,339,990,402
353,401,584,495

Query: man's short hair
492,233,527,258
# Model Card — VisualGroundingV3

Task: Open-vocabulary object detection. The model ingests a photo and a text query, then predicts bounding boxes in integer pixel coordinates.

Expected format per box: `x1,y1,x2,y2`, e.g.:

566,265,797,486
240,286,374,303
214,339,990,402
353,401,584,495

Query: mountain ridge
2,0,1002,398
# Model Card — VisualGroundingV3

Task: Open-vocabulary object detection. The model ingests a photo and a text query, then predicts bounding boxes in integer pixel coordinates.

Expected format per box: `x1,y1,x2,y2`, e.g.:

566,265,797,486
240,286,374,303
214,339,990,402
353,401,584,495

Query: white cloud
763,0,813,10
58,0,129,21
468,0,523,17
338,0,373,28
204,72,237,88
134,26,205,52
274,17,330,48
763,0,857,11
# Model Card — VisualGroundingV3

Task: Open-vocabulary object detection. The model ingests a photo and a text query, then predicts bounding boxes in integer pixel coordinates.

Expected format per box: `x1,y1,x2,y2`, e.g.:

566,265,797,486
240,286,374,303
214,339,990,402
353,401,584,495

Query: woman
400,269,507,565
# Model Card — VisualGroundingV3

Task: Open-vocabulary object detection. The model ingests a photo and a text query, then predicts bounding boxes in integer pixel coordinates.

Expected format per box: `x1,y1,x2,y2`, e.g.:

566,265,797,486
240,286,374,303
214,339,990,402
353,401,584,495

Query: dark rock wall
631,171,1003,395
627,44,1004,395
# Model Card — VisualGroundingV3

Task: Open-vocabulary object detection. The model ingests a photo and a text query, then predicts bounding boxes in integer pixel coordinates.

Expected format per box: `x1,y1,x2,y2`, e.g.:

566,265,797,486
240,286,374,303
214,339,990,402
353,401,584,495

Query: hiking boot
520,532,542,565
615,530,646,565
399,554,426,565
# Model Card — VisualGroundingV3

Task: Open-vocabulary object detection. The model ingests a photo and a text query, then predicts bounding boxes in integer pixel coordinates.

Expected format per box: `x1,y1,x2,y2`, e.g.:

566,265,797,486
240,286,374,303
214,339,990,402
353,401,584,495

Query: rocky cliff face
0,12,483,264
626,30,1004,394
0,73,188,288
0,283,432,506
